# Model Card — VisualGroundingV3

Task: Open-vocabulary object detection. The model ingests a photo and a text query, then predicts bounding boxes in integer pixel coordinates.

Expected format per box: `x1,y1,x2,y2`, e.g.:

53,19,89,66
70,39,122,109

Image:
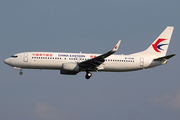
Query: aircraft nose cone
4,58,11,65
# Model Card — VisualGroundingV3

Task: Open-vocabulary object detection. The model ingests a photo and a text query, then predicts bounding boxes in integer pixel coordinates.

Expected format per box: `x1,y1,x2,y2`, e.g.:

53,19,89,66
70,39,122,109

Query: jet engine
60,62,79,75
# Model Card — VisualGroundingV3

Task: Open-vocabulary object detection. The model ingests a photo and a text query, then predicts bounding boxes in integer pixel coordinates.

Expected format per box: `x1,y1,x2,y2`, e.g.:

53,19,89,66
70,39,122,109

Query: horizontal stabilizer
153,54,176,61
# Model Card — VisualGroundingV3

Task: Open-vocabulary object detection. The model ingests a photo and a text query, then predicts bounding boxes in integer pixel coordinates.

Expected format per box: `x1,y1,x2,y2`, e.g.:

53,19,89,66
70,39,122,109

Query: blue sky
1,0,180,120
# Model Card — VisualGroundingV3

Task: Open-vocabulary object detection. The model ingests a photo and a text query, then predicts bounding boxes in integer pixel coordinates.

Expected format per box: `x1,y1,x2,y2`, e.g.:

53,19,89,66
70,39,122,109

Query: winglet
112,40,121,52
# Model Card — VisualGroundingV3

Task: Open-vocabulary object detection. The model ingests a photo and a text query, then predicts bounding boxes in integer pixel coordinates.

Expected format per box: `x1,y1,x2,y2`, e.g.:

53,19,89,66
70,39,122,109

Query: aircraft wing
79,40,121,69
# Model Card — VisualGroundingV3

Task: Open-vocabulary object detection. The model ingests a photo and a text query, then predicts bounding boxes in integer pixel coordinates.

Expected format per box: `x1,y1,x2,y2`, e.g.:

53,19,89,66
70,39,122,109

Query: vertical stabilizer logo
114,46,117,49
152,38,168,52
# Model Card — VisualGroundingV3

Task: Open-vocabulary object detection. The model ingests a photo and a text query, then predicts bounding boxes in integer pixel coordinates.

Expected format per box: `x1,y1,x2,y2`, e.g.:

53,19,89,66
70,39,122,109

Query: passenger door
23,53,28,62
140,58,144,67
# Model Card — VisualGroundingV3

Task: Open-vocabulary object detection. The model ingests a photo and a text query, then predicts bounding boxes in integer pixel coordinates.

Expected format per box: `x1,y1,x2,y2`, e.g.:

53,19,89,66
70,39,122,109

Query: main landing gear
85,71,92,79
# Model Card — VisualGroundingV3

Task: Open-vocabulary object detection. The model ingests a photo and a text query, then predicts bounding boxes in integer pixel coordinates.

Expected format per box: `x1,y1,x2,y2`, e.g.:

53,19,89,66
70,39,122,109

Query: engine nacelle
61,62,79,75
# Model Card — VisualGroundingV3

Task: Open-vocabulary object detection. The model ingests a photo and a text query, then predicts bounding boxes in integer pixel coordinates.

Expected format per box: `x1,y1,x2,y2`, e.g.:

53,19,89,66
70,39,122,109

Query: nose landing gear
85,71,92,79
19,71,23,75
14,67,23,75
19,68,23,75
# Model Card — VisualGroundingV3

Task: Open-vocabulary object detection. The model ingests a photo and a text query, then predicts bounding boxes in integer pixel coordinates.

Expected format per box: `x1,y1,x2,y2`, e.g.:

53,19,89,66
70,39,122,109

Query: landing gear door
140,58,144,67
23,53,28,62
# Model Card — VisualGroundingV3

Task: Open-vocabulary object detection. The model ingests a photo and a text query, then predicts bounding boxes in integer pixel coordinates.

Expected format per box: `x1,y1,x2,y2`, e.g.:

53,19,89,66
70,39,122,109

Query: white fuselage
4,52,164,72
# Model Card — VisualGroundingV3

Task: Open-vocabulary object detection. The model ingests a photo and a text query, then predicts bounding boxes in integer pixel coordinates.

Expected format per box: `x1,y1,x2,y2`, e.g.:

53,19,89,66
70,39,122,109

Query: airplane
4,26,175,79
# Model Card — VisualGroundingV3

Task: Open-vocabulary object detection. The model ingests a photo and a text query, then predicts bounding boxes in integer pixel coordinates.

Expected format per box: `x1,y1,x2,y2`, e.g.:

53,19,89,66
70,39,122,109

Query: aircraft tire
19,72,23,75
85,72,92,79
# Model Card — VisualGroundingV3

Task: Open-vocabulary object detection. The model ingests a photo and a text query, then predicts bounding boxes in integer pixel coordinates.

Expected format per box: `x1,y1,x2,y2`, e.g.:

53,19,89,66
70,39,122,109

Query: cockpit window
11,55,18,58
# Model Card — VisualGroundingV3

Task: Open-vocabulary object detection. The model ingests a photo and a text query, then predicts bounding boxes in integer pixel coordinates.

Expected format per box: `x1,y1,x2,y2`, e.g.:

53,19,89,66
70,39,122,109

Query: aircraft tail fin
131,26,174,57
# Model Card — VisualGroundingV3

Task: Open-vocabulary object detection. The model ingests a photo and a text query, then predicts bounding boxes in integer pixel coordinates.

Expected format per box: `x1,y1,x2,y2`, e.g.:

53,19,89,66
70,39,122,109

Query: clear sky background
1,0,180,120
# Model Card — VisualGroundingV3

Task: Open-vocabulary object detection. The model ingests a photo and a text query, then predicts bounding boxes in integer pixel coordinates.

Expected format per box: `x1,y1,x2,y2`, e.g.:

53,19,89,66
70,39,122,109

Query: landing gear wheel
85,72,92,79
19,71,23,75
